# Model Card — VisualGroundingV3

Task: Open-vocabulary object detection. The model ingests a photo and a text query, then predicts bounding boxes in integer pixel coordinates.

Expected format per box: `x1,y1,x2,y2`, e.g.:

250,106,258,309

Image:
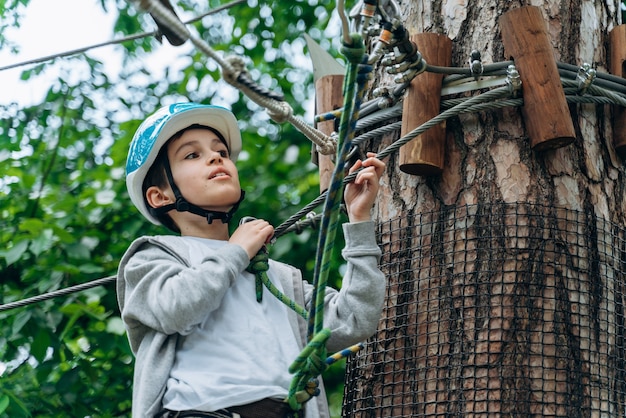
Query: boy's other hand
344,152,386,223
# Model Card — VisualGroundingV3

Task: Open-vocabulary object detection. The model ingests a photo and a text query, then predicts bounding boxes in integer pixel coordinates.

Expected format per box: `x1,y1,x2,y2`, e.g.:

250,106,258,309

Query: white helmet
126,103,243,226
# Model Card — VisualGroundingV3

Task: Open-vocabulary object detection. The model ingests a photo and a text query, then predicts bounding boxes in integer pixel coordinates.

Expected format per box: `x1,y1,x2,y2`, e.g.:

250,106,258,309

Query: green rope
282,33,370,415
307,33,367,339
246,250,309,320
286,329,331,411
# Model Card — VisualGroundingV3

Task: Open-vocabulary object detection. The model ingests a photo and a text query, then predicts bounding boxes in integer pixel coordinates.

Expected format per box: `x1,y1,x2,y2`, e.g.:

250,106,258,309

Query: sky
0,0,113,105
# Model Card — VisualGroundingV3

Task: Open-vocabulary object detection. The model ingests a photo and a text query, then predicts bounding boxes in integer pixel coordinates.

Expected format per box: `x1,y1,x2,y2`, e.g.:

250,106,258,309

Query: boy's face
164,127,241,212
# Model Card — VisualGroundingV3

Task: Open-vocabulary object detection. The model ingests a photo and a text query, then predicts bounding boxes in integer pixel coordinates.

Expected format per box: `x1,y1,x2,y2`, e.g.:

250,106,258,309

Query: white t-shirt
162,237,301,411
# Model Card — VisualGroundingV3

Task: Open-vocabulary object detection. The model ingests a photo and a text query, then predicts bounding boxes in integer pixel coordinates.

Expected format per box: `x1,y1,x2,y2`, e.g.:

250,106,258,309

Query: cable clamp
469,50,483,79
305,211,319,230
372,86,394,109
577,62,597,95
392,55,427,84
506,64,522,97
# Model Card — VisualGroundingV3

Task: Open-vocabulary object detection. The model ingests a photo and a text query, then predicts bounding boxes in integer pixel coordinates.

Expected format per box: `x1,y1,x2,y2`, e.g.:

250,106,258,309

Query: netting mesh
343,203,626,417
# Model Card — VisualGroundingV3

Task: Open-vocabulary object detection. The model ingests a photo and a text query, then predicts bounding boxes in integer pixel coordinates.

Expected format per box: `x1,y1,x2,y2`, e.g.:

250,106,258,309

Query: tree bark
343,1,626,417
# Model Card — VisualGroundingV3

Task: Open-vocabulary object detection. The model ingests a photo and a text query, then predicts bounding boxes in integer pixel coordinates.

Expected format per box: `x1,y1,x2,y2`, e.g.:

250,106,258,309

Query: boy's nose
207,151,223,165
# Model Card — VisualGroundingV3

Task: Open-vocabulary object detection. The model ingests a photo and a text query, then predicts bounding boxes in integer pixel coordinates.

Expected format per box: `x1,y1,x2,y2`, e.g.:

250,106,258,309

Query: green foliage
0,0,347,416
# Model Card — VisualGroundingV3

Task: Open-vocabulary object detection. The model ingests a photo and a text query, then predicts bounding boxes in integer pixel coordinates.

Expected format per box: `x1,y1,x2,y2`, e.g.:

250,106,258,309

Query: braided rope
283,32,369,414
585,83,626,107
286,329,331,411
219,55,336,155
0,0,245,72
245,247,365,413
273,85,515,241
4,3,626,319
326,342,365,366
311,51,369,339
352,121,402,147
246,250,309,320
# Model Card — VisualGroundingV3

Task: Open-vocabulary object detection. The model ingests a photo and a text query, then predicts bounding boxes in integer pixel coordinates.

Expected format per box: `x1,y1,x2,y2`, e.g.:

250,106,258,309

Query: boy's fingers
362,157,386,177
355,167,381,188
242,219,273,234
348,152,386,183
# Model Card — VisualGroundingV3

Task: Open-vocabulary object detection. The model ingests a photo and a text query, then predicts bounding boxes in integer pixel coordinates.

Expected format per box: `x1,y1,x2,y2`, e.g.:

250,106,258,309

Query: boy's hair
141,124,230,233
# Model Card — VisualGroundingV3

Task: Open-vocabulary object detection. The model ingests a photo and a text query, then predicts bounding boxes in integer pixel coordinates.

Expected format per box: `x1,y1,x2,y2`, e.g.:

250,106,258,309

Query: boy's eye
219,150,229,158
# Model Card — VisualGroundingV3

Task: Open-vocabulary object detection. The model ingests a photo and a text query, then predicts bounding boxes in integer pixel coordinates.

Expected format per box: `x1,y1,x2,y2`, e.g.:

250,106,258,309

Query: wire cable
0,0,245,73
0,276,116,313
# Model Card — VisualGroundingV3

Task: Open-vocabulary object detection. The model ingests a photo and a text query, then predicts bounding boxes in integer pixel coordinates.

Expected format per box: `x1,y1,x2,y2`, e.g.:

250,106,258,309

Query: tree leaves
0,240,28,266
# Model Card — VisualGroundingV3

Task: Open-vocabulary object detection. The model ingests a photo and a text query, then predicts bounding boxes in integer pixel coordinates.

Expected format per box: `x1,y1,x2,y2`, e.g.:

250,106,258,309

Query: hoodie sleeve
117,237,250,348
304,221,386,352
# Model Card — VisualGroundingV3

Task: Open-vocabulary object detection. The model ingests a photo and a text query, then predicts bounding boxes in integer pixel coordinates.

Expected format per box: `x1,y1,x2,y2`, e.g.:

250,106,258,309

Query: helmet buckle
175,198,189,212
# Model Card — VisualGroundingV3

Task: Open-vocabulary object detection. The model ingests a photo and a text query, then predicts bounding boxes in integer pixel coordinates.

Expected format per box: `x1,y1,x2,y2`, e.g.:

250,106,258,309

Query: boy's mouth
209,170,229,180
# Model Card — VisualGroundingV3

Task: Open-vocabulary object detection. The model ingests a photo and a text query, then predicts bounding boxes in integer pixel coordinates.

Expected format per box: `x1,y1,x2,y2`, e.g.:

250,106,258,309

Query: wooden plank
399,33,452,176
500,6,575,151
315,74,344,192
400,33,452,176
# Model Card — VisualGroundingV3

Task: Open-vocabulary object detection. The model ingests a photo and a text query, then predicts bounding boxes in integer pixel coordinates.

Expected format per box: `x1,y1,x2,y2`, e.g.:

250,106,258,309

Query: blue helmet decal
126,103,238,174
126,110,171,174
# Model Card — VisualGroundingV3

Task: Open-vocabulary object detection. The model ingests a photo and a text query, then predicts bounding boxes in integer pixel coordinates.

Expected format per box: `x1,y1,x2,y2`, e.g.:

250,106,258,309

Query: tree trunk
342,1,626,416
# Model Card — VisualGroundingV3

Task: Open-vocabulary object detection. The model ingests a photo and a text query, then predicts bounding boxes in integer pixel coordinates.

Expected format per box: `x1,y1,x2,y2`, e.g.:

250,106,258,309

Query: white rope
337,0,353,45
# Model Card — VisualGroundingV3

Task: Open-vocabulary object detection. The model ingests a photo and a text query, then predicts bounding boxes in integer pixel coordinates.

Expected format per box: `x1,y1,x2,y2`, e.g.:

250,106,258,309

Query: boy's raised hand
230,218,274,259
344,152,386,223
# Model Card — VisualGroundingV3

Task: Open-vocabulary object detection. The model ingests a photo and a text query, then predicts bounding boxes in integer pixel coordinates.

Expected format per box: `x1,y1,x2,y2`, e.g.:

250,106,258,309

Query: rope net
343,202,626,417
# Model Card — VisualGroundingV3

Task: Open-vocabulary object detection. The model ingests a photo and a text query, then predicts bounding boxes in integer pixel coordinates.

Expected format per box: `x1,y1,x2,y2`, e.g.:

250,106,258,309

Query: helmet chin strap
154,155,245,225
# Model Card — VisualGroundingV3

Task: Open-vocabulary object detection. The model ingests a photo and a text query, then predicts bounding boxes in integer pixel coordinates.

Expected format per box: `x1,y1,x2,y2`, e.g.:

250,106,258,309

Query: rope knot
316,133,337,156
286,329,331,410
246,250,269,275
340,33,366,64
294,378,321,404
267,102,293,123
222,55,246,86
304,352,327,377
247,249,269,302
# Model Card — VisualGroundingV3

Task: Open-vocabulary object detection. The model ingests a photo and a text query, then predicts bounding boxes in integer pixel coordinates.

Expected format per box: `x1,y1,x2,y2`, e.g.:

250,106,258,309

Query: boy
117,102,386,418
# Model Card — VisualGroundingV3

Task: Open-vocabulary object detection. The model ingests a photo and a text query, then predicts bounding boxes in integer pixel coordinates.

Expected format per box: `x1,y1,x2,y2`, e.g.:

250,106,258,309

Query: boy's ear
145,185,174,209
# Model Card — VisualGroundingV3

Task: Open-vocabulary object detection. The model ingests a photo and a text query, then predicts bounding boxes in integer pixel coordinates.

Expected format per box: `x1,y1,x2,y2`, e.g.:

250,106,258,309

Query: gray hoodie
117,221,385,417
